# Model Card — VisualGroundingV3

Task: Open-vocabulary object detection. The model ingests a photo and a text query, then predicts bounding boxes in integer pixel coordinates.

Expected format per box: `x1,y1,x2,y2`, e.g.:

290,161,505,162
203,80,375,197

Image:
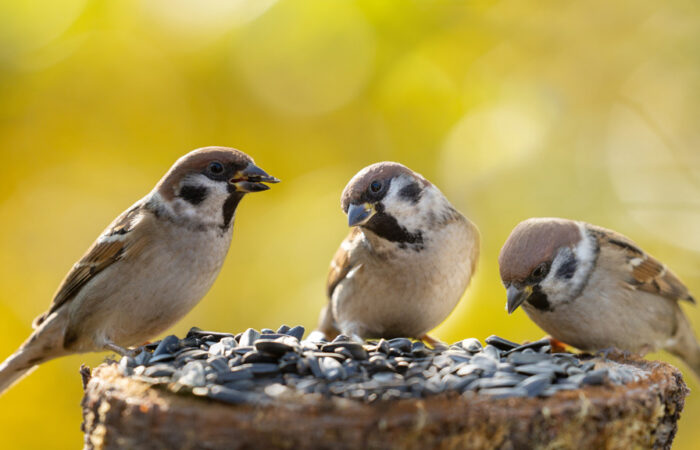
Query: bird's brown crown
340,162,429,212
156,147,254,200
499,218,581,283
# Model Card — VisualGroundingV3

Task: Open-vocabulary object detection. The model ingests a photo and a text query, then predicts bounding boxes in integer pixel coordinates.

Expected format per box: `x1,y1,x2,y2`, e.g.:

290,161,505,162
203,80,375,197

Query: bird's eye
369,180,383,193
531,263,549,280
208,162,224,175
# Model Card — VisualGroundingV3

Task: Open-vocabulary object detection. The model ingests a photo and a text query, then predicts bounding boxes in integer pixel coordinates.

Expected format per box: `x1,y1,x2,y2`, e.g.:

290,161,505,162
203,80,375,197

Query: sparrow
0,146,279,395
499,217,700,378
312,162,480,344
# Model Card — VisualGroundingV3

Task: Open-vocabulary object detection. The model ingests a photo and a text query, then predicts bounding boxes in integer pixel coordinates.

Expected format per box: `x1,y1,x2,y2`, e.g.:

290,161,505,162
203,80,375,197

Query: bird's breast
334,219,477,338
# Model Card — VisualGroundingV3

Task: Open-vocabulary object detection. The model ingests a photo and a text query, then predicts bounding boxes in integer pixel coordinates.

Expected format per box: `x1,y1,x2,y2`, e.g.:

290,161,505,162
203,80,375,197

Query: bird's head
156,146,279,229
340,162,454,248
498,218,597,314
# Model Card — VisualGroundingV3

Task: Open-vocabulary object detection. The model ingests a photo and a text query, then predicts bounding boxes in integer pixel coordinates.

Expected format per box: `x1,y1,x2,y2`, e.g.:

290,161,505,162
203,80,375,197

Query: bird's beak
347,203,375,227
506,284,532,314
230,163,280,193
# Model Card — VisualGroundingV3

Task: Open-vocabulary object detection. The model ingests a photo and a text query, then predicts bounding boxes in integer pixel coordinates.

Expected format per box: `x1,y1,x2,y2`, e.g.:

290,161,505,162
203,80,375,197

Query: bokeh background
1,0,699,448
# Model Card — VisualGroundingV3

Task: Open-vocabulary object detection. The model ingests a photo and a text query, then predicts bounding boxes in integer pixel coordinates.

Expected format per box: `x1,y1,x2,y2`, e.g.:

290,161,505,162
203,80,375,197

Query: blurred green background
1,0,699,448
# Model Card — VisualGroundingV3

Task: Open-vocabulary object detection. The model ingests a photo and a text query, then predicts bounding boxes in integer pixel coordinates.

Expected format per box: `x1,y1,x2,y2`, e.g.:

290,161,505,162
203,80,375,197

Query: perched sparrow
499,217,700,378
0,146,279,395
313,162,480,344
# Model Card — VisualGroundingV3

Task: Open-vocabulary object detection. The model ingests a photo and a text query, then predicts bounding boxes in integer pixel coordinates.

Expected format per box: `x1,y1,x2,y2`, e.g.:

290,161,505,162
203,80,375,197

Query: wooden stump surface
81,354,688,450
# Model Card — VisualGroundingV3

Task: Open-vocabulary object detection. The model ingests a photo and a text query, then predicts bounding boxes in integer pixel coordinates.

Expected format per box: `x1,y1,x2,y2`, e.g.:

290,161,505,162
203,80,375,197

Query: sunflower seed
485,335,520,351
113,328,636,404
238,328,261,347
517,374,552,396
286,325,306,340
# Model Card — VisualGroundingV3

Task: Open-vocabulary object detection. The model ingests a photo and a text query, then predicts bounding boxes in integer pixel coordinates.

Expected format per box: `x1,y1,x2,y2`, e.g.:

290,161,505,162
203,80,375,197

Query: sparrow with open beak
0,146,279,395
313,162,480,345
499,217,700,378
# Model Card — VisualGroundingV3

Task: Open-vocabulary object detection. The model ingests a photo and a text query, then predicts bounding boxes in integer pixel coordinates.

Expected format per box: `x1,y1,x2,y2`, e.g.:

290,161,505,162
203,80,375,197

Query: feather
32,203,147,328
326,228,363,299
589,225,695,304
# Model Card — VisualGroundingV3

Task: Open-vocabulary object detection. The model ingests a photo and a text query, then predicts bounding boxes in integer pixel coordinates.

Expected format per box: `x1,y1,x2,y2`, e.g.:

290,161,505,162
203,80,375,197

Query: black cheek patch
179,185,208,205
527,286,552,312
556,254,578,279
399,182,422,204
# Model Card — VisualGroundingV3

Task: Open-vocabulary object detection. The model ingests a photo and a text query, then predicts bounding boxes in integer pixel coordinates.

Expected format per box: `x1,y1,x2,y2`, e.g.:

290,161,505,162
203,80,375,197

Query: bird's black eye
369,180,382,193
531,263,549,281
208,161,224,175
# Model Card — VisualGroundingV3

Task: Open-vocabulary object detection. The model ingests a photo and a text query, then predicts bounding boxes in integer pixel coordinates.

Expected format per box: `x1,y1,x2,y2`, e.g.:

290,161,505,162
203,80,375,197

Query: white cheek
541,227,597,304
575,223,595,259
570,224,597,292
540,271,571,302
382,182,450,234
196,180,230,217
172,175,231,223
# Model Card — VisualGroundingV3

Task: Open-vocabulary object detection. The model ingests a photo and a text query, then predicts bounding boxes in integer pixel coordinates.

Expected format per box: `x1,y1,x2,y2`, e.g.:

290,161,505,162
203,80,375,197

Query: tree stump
81,347,688,449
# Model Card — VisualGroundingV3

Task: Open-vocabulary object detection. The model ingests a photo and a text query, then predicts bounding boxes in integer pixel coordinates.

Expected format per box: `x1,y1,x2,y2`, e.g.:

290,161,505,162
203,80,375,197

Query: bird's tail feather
0,355,38,396
680,342,700,382
0,317,66,396
668,311,700,382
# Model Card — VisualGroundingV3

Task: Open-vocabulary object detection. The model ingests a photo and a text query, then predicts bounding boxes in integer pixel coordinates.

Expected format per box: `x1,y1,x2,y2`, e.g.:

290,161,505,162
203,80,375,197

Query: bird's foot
420,334,448,351
104,342,140,357
544,335,569,353
594,346,630,361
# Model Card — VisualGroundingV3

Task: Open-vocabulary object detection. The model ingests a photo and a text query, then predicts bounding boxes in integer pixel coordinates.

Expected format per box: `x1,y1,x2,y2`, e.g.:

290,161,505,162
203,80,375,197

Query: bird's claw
420,334,447,350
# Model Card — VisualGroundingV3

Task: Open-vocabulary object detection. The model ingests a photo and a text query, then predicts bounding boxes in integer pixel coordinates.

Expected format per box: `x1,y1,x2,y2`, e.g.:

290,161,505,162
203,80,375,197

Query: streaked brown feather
589,224,695,304
325,228,361,299
320,229,365,338
32,204,145,328
631,255,694,303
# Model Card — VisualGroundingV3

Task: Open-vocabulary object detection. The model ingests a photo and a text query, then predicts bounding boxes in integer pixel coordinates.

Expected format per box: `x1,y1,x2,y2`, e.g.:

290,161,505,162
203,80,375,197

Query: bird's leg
594,346,630,361
420,334,447,350
103,341,138,357
544,335,568,353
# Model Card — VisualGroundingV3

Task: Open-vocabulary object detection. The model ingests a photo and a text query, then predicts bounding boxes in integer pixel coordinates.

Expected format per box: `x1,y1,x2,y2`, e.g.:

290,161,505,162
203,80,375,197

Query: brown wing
318,228,366,337
629,254,694,303
590,225,695,304
32,203,145,328
326,227,362,299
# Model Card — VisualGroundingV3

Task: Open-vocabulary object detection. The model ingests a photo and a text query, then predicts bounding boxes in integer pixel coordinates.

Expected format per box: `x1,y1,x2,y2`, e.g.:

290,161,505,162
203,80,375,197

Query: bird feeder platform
80,327,689,449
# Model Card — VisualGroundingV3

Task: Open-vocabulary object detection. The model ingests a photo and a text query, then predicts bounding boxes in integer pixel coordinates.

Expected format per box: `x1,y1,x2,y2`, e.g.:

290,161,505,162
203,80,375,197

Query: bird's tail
678,342,700,382
0,351,39,396
0,315,67,396
667,310,700,382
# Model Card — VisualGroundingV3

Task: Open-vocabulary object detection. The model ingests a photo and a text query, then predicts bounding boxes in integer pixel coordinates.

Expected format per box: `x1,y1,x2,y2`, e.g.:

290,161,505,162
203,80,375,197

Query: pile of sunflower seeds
114,325,645,405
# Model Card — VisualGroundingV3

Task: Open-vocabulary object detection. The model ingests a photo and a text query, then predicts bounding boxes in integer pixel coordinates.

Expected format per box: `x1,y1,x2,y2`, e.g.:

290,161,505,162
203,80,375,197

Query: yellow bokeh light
139,0,278,46
232,0,375,116
0,0,87,62
0,1,699,449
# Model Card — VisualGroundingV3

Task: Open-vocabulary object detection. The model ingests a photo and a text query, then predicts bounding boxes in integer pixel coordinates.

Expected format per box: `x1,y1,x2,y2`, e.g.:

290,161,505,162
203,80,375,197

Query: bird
312,161,480,345
498,217,700,378
0,146,279,395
